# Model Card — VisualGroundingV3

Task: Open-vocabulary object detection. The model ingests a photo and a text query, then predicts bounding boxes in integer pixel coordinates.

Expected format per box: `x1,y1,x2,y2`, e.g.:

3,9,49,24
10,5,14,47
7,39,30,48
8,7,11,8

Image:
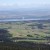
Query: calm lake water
0,18,48,22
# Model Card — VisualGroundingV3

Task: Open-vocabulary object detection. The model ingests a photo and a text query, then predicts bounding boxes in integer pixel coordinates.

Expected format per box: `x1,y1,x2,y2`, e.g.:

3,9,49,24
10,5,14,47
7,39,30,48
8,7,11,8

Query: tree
27,34,33,37
37,23,43,29
0,29,12,42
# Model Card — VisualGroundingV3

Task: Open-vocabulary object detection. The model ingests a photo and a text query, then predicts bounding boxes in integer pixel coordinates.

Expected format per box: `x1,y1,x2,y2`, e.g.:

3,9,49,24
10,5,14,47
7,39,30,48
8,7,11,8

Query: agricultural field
0,20,50,43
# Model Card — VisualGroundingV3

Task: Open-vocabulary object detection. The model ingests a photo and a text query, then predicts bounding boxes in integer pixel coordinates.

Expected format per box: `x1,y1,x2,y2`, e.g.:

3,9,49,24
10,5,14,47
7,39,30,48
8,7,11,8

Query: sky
0,0,50,10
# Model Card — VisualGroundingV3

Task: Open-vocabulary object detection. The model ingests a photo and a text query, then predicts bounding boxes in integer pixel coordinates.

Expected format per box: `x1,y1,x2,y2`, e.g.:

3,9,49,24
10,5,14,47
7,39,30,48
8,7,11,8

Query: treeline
0,42,50,50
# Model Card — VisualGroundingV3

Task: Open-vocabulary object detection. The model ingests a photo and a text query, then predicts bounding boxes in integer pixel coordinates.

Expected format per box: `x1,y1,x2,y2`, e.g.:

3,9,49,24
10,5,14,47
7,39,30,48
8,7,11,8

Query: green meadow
0,21,50,43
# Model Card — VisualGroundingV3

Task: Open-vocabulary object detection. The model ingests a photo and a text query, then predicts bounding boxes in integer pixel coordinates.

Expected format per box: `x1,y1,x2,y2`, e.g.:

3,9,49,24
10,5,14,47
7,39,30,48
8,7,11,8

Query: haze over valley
0,10,50,21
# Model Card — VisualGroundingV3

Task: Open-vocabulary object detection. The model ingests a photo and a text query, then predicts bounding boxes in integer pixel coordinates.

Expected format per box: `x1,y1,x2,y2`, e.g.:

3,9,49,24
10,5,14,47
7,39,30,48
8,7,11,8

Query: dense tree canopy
0,29,12,42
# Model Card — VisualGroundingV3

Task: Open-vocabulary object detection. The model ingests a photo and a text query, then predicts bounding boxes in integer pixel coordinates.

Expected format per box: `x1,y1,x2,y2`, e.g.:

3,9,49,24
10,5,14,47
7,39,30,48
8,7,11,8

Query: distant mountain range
0,10,50,21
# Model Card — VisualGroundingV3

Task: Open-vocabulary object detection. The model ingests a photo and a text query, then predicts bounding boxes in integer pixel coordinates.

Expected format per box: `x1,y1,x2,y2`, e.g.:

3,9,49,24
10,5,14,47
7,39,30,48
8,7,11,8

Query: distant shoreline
0,18,49,22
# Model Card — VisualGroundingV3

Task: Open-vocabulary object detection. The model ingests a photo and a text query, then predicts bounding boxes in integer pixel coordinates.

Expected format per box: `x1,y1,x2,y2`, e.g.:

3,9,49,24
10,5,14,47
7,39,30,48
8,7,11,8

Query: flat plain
0,20,50,43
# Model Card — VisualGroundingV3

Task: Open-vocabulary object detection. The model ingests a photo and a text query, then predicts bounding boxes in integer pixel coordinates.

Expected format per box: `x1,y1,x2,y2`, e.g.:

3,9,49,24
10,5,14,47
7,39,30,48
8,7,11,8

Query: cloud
0,3,16,7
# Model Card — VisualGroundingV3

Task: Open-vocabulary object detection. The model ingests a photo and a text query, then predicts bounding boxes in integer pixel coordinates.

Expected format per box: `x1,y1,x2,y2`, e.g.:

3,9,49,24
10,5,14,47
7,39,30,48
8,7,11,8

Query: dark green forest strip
0,42,50,50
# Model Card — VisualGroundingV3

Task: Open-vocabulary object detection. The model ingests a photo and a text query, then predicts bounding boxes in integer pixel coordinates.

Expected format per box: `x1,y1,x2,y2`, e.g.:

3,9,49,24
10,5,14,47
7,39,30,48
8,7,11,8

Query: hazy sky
0,0,50,10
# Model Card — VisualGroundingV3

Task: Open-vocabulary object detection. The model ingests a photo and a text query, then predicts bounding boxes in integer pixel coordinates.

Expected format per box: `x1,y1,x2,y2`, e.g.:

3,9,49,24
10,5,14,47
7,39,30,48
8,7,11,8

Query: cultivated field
0,20,50,43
